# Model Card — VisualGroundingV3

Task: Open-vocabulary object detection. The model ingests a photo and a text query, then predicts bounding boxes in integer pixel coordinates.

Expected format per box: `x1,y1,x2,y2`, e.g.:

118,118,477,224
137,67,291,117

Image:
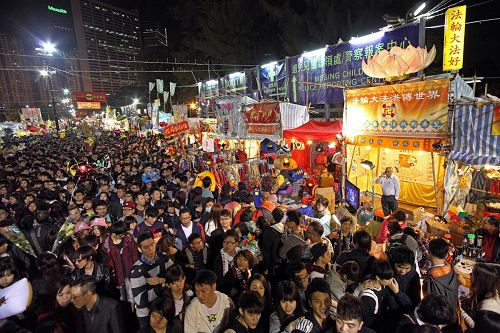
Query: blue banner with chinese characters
287,23,420,104
260,61,288,99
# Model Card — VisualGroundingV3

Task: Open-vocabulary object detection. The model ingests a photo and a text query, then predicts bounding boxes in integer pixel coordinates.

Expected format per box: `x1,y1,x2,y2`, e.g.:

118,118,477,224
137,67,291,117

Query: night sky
1,0,499,95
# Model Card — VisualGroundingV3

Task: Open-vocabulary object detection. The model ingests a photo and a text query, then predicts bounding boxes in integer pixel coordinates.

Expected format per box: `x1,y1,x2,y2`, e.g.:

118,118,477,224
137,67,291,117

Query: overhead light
41,41,56,55
413,3,426,16
229,72,243,78
465,80,481,84
63,88,69,95
349,31,385,45
336,133,344,141
40,69,49,76
206,79,218,85
361,160,375,170
261,61,277,68
302,47,326,58
133,98,139,104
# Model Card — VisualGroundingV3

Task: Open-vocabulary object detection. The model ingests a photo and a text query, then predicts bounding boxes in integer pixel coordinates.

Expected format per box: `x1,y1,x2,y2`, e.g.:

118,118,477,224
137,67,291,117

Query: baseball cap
122,201,136,209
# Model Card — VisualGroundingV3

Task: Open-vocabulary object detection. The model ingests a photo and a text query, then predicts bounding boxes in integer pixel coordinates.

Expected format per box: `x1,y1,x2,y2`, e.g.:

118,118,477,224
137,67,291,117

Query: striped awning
448,101,500,165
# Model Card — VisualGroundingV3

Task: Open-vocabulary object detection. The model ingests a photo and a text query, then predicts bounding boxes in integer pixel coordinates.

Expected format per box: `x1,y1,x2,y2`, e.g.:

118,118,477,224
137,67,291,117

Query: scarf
221,247,240,276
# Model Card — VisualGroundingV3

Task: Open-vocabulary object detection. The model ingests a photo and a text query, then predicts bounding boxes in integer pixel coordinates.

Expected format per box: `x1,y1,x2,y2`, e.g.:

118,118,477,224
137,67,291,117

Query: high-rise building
0,33,34,107
70,0,143,94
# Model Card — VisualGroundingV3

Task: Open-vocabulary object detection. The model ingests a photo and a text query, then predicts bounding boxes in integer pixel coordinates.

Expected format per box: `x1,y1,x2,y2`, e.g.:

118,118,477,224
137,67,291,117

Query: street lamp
133,98,139,104
361,160,376,235
38,41,59,134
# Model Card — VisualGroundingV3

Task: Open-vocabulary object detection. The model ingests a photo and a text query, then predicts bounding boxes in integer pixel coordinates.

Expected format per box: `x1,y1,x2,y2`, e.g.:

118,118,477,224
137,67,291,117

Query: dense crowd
0,133,499,333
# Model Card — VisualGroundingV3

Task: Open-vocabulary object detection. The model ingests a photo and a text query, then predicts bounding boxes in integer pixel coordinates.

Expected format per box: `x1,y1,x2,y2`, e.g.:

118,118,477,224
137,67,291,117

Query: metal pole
371,168,375,237
46,66,59,134
431,152,440,214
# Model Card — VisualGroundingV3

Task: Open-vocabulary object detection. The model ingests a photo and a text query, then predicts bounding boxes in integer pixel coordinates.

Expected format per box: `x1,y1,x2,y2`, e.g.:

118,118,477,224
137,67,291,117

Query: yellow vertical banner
443,5,466,71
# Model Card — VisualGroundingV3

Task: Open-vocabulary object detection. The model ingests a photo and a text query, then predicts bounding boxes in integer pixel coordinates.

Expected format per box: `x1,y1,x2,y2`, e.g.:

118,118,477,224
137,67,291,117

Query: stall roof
283,120,342,142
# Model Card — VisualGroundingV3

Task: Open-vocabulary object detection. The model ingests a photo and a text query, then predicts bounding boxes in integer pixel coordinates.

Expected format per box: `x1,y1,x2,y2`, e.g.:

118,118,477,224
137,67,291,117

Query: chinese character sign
443,5,466,71
345,78,450,138
242,102,280,134
288,23,420,105
162,121,189,137
260,61,288,99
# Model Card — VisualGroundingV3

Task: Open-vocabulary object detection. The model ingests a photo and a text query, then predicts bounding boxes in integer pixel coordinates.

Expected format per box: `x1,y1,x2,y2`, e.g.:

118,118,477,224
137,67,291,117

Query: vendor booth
283,120,343,171
444,98,500,222
344,77,450,213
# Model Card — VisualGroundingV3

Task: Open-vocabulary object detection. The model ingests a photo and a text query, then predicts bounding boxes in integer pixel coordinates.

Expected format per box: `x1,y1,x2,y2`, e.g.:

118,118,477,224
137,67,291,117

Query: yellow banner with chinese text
443,5,466,71
345,78,449,138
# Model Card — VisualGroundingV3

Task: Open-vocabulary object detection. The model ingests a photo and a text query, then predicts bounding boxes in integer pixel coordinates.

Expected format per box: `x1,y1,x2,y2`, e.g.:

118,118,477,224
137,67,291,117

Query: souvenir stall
444,98,500,227
344,76,450,218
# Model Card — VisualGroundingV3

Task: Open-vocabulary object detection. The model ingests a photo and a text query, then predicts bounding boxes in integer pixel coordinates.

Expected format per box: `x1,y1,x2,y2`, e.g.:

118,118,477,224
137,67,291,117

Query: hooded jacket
424,263,459,322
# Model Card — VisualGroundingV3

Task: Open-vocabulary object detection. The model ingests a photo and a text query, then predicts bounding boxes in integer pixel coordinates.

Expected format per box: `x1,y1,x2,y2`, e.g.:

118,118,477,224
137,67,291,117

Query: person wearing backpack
387,220,418,258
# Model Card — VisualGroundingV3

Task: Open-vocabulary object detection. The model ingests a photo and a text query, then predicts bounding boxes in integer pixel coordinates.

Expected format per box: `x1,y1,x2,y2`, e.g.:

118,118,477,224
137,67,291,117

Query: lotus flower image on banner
345,78,449,138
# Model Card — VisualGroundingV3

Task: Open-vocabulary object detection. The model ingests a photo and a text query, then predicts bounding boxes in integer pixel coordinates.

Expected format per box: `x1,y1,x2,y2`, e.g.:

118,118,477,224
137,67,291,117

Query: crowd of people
0,132,499,333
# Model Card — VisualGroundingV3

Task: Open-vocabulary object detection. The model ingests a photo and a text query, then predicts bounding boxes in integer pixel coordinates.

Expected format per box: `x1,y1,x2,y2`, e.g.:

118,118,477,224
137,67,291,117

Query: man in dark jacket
479,216,500,263
335,230,374,282
260,208,285,285
423,238,459,324
71,275,125,333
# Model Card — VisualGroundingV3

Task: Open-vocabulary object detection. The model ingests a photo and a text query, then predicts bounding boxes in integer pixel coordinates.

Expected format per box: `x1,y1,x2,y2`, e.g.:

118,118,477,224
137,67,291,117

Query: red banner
76,101,101,110
248,124,278,135
162,121,189,137
73,92,107,102
243,102,279,123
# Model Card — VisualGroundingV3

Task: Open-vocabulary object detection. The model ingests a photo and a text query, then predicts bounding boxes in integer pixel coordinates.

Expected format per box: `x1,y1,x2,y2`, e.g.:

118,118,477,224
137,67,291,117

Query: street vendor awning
283,120,342,142
448,100,500,165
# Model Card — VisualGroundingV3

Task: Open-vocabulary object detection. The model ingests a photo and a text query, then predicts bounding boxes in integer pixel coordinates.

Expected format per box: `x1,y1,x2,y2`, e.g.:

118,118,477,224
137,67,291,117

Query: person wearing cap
308,243,332,280
479,216,500,263
90,217,108,244
74,222,92,241
118,200,144,225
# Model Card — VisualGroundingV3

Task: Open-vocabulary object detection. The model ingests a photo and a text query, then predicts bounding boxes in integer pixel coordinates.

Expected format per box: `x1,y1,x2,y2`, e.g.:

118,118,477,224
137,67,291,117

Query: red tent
283,120,342,170
283,120,342,141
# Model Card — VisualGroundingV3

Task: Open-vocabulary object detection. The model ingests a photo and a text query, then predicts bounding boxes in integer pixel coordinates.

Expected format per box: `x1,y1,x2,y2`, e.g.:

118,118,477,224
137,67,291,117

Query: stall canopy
283,120,342,142
448,100,500,166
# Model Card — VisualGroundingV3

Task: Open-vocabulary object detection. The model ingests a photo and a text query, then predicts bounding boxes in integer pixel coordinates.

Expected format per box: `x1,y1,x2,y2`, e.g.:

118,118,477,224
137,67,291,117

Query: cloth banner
279,102,309,131
21,108,41,121
163,91,170,102
493,105,500,136
156,79,164,93
172,104,188,122
170,82,177,96
345,78,449,138
202,137,215,152
449,101,500,165
247,124,279,135
242,102,279,124
149,82,155,92
349,136,442,152
162,121,189,137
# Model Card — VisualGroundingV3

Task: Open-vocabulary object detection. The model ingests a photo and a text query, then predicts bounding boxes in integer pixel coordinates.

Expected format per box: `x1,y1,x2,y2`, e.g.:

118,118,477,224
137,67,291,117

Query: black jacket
260,223,284,273
335,248,374,282
71,262,117,299
78,295,124,333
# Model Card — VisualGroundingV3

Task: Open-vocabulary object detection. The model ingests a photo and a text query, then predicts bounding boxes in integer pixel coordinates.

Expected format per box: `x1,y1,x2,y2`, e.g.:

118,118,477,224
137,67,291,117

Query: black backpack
387,234,408,256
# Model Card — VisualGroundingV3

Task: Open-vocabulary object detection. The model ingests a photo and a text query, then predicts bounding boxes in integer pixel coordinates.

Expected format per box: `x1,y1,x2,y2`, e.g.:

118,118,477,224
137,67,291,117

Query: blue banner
287,23,420,104
260,60,288,99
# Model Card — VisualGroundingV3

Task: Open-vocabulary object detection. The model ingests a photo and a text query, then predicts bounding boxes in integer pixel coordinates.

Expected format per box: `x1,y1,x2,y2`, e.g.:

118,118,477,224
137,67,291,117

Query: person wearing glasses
175,208,205,250
102,220,138,305
71,244,115,299
214,229,240,286
70,275,124,333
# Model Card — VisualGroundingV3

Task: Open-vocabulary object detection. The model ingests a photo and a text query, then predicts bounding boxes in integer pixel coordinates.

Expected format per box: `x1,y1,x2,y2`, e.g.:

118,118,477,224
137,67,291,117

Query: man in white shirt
184,269,234,333
375,167,400,217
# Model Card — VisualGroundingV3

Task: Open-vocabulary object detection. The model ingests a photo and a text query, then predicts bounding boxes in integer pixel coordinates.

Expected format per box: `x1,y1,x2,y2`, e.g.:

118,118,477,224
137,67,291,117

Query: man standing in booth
375,167,400,217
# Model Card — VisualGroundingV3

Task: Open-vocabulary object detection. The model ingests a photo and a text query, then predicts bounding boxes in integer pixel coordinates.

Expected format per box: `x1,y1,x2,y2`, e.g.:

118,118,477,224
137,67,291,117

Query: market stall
343,76,450,212
444,98,500,220
283,120,343,170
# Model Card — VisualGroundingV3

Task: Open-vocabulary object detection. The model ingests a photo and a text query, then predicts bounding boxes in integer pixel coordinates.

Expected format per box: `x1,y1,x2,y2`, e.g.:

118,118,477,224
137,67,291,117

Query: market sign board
48,5,68,14
162,121,189,137
443,5,466,71
260,60,287,99
287,23,420,105
77,101,101,110
345,78,450,138
73,92,107,102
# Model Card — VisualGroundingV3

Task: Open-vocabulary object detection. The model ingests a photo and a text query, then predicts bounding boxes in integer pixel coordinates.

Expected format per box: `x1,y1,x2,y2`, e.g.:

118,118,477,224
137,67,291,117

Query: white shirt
184,291,232,333
375,175,400,199
181,223,194,240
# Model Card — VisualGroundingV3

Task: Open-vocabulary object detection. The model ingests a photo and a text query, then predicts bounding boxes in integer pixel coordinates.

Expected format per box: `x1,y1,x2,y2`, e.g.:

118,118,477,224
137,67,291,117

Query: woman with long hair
248,273,273,332
204,203,223,238
269,281,305,333
462,262,500,329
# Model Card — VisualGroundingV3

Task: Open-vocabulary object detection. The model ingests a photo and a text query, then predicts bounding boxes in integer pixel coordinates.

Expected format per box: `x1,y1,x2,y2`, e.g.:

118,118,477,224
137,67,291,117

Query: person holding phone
375,167,400,217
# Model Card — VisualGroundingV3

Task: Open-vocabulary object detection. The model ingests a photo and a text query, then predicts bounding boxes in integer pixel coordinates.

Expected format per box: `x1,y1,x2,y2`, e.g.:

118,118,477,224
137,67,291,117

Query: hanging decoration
361,45,436,81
